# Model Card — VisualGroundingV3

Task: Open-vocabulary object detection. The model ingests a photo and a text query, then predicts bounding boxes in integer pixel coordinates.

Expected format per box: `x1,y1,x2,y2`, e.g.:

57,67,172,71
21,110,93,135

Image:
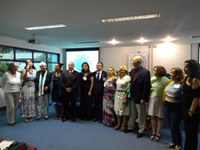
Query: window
47,63,56,72
34,52,47,62
0,46,14,60
48,53,58,62
16,49,32,61
0,45,60,76
34,62,41,71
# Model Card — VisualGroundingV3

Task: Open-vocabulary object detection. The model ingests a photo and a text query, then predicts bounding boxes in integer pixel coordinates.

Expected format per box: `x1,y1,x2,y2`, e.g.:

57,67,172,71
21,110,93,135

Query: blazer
92,70,107,95
35,70,51,94
130,67,151,104
61,70,80,92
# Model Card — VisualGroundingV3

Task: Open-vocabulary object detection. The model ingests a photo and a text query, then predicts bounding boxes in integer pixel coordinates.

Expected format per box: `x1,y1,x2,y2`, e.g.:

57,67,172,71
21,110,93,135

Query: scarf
38,70,47,96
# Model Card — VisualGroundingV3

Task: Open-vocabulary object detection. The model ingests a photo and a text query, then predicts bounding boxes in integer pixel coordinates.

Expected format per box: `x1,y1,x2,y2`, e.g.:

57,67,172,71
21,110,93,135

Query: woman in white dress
21,59,37,122
114,66,131,131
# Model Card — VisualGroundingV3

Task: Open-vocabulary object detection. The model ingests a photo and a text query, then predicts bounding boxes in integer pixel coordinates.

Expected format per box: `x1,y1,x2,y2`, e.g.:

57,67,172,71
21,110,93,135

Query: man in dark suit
61,61,80,122
35,62,51,120
127,56,151,138
92,62,107,122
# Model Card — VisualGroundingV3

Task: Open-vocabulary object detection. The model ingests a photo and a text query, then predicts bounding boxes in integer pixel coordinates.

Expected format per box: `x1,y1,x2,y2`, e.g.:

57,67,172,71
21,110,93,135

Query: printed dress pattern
21,71,37,117
102,78,116,127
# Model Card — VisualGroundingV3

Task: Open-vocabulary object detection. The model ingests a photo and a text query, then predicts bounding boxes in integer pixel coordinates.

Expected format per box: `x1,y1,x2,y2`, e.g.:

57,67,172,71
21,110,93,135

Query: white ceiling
0,0,200,49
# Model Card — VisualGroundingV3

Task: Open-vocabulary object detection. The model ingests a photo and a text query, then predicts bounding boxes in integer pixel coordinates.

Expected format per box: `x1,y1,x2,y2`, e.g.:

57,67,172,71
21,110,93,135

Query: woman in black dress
50,63,63,120
182,60,200,150
80,62,94,120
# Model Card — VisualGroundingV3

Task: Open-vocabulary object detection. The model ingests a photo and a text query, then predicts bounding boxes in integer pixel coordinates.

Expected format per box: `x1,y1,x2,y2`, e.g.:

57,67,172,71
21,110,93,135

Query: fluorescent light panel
102,13,160,23
25,24,66,30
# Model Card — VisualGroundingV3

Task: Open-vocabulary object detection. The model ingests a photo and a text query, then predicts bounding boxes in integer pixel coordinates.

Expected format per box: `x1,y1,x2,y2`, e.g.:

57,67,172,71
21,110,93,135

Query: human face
153,67,158,76
107,68,113,76
82,63,89,72
170,69,175,80
183,63,189,75
40,64,47,72
11,63,19,72
55,64,61,71
120,69,126,77
132,59,141,69
96,63,103,71
68,62,74,71
26,59,33,68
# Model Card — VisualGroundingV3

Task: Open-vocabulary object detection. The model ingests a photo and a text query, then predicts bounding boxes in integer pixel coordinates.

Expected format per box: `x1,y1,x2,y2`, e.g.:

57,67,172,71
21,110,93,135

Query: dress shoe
71,118,76,122
124,129,133,133
137,132,144,138
92,118,99,122
36,117,41,121
7,122,16,126
62,118,66,122
44,116,49,120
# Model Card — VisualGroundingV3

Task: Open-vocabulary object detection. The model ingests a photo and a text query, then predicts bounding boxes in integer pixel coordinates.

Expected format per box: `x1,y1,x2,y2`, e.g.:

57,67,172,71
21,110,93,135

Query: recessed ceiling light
162,36,175,42
102,13,160,23
136,37,149,44
25,24,66,30
108,39,120,45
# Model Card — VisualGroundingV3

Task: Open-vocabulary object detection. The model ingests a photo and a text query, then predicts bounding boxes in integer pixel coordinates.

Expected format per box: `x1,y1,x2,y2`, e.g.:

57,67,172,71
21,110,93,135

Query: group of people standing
1,60,51,123
147,60,200,150
0,56,200,150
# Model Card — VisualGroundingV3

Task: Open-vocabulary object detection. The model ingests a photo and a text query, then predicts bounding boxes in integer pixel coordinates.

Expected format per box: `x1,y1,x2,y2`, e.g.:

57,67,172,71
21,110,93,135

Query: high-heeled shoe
121,124,128,131
166,143,176,148
174,145,181,150
114,124,121,130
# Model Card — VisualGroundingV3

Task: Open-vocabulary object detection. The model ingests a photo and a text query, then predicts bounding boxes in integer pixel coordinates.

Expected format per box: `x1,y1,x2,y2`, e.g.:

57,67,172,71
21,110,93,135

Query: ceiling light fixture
162,36,175,43
102,13,160,23
108,39,120,45
25,24,66,30
136,37,149,44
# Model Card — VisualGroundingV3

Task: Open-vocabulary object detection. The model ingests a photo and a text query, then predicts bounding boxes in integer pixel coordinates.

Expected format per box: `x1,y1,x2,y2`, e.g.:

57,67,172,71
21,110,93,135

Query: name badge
103,77,106,81
173,84,180,89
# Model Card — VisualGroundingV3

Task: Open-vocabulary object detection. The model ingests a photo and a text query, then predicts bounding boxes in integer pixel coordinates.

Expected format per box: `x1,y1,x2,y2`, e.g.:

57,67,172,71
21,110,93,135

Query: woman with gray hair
0,62,22,125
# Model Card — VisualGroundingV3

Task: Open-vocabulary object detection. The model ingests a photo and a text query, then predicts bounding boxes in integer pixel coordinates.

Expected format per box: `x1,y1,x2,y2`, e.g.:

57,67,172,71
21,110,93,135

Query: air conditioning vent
190,35,200,39
74,41,100,44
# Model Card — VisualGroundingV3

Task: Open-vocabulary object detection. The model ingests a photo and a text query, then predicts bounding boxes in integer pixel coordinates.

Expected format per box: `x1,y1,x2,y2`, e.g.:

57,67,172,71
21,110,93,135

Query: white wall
100,43,194,73
152,43,191,73
100,46,150,71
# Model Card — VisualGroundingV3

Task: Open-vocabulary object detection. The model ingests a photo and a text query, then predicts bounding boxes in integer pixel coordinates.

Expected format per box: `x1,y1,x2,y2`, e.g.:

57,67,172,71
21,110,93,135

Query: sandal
174,145,181,150
153,135,160,142
166,143,176,148
114,124,121,130
149,134,155,141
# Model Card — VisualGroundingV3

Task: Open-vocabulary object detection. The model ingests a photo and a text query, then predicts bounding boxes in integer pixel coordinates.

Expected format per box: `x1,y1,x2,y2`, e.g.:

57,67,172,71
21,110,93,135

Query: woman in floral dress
21,59,37,122
102,66,117,127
